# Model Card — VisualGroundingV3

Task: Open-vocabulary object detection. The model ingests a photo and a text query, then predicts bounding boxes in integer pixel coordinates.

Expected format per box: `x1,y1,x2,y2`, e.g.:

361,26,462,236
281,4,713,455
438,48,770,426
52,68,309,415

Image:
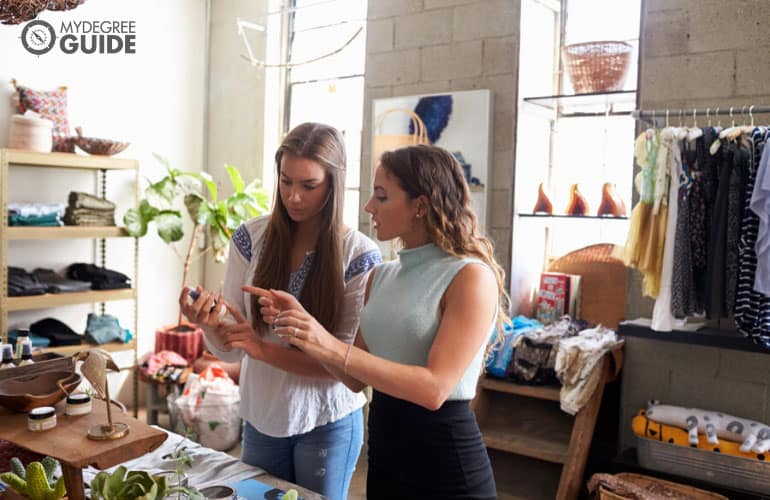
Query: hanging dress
690,129,712,309
724,135,750,315
618,129,669,298
734,128,770,349
671,138,698,318
651,127,686,332
704,135,734,319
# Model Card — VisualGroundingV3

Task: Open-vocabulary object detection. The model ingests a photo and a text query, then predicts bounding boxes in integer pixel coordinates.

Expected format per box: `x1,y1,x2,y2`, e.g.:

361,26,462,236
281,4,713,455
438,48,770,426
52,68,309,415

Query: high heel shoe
596,182,627,217
565,183,589,216
532,182,553,214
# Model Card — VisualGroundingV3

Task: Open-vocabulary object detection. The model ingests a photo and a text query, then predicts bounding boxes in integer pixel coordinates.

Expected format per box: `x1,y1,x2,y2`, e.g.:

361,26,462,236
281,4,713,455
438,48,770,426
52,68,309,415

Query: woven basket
563,41,632,93
546,243,626,329
598,473,727,500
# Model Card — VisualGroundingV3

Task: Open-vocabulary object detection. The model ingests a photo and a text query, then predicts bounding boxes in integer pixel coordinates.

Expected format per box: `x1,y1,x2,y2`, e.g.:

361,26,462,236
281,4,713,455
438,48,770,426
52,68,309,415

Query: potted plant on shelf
123,154,270,362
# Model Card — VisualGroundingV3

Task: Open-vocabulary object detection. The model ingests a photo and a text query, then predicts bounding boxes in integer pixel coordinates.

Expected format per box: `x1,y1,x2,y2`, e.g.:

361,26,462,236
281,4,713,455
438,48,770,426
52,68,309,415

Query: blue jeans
241,408,363,500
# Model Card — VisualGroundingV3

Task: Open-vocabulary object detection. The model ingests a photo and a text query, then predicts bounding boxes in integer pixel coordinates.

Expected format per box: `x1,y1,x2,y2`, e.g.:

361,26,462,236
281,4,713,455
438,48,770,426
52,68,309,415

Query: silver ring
292,326,297,336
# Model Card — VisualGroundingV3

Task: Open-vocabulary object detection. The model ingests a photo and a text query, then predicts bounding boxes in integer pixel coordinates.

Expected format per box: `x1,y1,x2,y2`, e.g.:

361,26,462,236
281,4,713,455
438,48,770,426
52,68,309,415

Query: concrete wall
361,0,520,272
620,0,770,451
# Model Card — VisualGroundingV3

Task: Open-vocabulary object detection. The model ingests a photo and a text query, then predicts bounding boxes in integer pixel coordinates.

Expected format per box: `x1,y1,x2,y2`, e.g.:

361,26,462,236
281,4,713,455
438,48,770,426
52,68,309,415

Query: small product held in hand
188,288,232,322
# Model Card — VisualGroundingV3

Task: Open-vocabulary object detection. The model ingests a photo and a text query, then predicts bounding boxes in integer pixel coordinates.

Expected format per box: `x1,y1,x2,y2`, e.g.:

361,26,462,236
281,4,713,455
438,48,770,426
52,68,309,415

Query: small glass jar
27,406,56,432
65,393,92,416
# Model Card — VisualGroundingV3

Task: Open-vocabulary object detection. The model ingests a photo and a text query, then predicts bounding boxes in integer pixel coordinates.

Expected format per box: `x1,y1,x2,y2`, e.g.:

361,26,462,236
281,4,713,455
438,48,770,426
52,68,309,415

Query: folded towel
68,191,116,211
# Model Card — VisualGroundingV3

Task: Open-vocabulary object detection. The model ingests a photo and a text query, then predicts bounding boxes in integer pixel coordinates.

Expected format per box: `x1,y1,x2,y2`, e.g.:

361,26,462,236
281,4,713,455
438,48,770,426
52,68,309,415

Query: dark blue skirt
366,390,496,499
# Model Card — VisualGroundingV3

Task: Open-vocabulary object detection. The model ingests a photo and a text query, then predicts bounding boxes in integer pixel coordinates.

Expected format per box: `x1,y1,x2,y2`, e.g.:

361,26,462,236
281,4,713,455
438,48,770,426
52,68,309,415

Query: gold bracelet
343,342,354,374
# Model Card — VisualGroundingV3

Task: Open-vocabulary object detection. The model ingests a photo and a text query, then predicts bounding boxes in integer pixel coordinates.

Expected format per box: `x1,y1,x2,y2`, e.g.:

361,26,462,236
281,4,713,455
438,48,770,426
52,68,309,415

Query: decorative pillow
11,79,74,152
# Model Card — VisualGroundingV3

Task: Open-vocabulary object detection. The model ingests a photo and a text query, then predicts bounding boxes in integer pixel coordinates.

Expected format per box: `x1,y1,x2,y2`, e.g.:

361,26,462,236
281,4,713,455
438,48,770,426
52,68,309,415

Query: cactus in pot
0,456,66,500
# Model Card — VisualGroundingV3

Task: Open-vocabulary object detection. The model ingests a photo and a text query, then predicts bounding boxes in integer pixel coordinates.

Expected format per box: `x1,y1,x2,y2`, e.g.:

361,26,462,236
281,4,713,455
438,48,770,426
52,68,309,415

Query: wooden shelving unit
7,289,136,311
7,226,129,240
473,352,620,499
1,148,140,413
37,338,136,357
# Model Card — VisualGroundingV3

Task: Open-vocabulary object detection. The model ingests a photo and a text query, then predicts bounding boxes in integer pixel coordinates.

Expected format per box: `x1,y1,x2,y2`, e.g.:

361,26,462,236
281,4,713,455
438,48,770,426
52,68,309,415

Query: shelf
519,213,629,220
478,376,561,401
7,289,135,311
469,185,485,192
480,410,571,464
523,90,637,116
618,321,767,353
36,339,136,357
1,150,138,170
7,226,130,240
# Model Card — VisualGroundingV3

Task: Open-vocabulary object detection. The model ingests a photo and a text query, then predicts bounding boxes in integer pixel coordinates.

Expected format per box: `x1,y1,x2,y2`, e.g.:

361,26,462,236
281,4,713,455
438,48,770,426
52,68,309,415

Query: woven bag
373,108,429,168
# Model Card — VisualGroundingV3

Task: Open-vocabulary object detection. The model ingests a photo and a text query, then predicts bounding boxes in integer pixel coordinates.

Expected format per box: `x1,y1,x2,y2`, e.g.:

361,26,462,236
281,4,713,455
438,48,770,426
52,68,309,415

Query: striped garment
734,128,770,349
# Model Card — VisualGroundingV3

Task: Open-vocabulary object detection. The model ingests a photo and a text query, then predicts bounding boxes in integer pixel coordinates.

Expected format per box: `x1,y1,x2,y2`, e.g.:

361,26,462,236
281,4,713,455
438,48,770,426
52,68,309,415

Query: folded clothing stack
7,267,92,296
7,203,65,226
66,263,131,290
8,329,51,348
30,318,83,346
85,313,132,344
8,267,48,296
63,191,115,226
32,268,91,293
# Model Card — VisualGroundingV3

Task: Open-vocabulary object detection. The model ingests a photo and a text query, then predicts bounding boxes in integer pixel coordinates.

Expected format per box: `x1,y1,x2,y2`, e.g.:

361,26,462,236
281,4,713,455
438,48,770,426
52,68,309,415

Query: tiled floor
142,409,368,499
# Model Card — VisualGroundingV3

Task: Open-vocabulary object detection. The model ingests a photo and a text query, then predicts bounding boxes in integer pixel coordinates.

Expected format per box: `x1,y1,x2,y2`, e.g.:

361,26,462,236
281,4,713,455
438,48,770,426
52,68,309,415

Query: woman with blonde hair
252,144,507,498
180,122,381,500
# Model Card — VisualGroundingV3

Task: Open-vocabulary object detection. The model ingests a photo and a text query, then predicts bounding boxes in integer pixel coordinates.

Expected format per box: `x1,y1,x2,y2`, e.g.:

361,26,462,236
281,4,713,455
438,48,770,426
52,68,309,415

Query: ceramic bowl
74,127,130,156
0,371,81,412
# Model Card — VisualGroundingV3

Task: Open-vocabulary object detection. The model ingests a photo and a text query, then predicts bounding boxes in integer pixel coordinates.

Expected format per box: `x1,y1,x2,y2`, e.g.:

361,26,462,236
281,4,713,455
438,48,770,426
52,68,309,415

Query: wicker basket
598,473,727,500
546,243,626,329
563,41,632,93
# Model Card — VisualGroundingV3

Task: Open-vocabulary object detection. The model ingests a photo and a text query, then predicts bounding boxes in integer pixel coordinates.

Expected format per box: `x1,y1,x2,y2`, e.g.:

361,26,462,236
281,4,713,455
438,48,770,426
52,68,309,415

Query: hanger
719,106,740,139
707,107,712,127
748,104,768,134
739,104,756,134
687,108,703,141
665,109,670,128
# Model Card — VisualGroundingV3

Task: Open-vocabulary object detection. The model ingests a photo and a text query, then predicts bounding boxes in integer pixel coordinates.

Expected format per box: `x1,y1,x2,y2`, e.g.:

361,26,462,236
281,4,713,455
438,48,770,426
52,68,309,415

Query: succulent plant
0,457,66,500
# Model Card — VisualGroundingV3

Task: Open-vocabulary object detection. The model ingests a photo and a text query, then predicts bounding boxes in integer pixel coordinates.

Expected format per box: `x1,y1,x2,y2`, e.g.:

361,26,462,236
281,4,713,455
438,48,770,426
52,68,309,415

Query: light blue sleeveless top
360,243,490,401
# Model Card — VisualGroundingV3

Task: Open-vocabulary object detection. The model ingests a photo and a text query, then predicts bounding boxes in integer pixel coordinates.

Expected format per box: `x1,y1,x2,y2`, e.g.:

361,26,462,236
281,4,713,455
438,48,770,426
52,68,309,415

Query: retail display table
0,400,166,500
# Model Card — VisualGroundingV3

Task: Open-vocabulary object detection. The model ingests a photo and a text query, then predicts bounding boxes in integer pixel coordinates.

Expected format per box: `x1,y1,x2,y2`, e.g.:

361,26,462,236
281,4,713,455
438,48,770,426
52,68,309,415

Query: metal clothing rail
632,104,770,125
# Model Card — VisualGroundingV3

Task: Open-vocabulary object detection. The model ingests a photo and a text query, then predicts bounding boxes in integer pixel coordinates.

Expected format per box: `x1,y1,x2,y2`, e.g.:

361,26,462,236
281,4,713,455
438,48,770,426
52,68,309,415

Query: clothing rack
633,104,770,126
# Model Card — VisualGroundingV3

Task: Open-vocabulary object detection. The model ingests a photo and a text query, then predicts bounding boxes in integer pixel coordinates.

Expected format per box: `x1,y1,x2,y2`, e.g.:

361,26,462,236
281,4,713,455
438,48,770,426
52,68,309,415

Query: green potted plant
0,456,66,500
123,154,270,354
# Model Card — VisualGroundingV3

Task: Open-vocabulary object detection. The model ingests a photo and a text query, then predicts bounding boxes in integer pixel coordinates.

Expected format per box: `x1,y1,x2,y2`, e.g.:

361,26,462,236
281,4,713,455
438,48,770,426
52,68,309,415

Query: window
512,0,641,310
285,0,367,228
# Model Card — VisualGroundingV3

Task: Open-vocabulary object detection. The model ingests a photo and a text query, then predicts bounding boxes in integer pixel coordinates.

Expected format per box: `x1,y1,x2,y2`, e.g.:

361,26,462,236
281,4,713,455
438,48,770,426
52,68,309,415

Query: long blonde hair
379,144,511,339
251,123,346,334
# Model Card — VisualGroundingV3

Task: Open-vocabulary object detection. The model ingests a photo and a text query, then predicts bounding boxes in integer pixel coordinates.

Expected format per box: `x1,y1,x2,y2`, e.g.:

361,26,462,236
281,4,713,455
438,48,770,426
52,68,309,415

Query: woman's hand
218,304,264,361
242,287,346,365
243,285,280,326
178,286,225,328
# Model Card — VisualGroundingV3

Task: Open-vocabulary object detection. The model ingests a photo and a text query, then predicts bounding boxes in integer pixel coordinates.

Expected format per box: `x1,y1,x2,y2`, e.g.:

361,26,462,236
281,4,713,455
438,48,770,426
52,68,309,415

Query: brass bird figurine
72,349,129,440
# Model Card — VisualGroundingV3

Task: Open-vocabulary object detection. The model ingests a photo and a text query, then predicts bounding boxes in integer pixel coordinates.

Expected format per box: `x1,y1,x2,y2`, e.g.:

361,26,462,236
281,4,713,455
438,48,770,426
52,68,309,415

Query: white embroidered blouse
203,215,381,437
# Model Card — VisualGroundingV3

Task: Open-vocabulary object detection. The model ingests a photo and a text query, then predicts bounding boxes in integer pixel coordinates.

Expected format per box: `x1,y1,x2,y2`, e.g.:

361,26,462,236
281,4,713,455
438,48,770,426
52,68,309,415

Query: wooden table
0,400,167,500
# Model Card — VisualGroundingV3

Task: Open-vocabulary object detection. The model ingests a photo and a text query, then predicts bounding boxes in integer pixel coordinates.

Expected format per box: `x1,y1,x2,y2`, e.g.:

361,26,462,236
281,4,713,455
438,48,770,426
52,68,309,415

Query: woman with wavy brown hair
180,122,381,500
257,143,508,498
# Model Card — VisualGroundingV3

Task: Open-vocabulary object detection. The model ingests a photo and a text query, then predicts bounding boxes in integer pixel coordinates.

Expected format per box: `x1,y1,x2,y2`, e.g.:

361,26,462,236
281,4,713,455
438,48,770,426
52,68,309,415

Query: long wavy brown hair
379,144,511,341
251,123,346,335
